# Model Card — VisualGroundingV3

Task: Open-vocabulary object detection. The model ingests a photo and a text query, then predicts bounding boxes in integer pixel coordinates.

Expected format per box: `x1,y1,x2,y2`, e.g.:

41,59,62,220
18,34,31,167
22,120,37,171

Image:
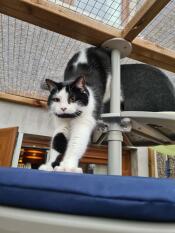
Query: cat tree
101,38,175,175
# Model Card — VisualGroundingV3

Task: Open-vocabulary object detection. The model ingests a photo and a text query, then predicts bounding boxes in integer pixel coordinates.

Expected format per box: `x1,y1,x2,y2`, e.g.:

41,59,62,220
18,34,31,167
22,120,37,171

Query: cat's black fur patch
52,133,67,153
51,133,67,167
55,111,82,118
67,88,89,106
51,154,64,168
66,81,89,106
51,133,67,168
48,89,59,107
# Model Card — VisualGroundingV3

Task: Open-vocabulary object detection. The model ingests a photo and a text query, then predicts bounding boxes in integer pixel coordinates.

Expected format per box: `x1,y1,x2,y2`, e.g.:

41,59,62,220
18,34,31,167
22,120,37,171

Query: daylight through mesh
140,0,175,51
48,0,145,29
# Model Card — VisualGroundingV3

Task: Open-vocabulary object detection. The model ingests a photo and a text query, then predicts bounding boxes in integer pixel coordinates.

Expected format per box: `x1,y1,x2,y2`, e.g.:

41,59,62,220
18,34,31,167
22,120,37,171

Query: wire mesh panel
47,0,145,29
139,0,175,51
0,14,89,100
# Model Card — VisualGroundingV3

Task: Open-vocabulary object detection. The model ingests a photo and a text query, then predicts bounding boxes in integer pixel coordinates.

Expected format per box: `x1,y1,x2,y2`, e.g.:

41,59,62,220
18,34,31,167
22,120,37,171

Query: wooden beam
122,0,171,41
130,38,175,73
0,92,47,107
0,0,121,46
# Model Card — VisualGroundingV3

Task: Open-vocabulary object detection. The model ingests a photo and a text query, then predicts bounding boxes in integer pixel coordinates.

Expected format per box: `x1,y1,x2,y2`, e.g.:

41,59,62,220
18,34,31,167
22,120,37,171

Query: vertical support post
102,38,132,175
111,50,121,113
108,49,123,175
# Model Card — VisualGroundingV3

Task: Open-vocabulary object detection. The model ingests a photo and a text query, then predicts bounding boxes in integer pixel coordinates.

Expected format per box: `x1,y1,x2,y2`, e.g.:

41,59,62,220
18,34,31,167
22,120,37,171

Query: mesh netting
48,0,145,29
140,0,175,51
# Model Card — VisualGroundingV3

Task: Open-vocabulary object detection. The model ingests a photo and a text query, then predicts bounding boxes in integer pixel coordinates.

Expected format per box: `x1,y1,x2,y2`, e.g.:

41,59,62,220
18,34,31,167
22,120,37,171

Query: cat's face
46,77,89,118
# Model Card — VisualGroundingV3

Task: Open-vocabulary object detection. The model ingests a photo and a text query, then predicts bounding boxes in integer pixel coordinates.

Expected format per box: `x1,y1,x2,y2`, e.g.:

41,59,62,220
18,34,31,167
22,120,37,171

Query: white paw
54,166,83,173
54,166,65,172
38,164,53,171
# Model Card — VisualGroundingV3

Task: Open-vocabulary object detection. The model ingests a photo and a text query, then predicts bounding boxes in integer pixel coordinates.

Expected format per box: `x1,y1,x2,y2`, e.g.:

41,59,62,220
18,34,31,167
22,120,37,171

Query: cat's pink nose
61,107,67,112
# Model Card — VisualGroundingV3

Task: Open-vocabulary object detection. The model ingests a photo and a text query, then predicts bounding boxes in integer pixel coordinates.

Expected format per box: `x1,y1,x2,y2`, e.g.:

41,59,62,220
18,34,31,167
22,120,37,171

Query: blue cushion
0,167,175,222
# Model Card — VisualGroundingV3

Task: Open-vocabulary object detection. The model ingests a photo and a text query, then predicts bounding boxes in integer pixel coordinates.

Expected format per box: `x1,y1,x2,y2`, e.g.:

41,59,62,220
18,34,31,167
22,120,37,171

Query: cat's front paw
54,159,83,173
54,166,83,173
38,164,53,171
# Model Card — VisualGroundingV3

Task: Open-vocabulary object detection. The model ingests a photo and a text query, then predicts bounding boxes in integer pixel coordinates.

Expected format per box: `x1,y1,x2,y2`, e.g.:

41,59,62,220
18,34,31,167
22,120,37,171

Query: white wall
94,165,107,175
137,147,149,177
0,101,55,136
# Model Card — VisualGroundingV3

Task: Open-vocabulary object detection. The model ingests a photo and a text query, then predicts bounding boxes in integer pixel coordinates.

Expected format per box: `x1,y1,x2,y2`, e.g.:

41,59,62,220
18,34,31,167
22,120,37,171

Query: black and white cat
39,47,175,173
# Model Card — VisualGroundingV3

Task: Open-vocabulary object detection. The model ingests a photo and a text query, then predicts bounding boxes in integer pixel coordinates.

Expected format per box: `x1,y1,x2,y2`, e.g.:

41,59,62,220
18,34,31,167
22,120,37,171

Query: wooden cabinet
0,127,18,167
122,150,132,176
81,146,132,176
0,129,132,175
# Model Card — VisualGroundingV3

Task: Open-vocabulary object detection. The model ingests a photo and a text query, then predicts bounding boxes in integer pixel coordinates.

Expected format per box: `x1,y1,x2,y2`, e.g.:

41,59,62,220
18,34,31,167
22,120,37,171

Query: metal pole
111,49,121,113
108,49,123,175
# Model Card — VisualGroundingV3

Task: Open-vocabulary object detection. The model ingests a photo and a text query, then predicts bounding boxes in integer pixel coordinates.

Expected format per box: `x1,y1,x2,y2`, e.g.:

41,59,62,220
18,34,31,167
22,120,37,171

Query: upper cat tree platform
100,111,175,147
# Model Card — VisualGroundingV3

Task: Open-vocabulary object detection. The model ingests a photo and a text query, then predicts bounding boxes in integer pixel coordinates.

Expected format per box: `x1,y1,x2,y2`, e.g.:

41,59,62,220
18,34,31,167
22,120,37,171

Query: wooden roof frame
0,92,47,107
0,0,174,106
122,0,171,41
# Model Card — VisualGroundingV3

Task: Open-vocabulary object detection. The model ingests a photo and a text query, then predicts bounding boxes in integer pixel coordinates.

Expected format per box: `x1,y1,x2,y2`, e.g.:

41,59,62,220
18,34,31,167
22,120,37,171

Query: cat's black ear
74,76,86,90
45,79,58,92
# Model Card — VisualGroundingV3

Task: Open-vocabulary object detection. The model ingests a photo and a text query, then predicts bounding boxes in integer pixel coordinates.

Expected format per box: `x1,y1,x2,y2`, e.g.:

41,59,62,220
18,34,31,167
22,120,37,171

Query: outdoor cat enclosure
0,0,175,175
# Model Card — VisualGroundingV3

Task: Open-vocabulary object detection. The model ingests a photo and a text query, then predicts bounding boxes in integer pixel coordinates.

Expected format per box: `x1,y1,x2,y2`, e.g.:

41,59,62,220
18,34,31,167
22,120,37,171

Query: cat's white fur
39,149,58,171
103,74,111,103
50,88,80,115
103,74,124,103
73,49,88,68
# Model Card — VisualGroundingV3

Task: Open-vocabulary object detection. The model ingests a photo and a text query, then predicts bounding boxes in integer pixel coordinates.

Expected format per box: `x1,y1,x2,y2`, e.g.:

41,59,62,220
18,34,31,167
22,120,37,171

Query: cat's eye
52,98,60,102
69,96,75,102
